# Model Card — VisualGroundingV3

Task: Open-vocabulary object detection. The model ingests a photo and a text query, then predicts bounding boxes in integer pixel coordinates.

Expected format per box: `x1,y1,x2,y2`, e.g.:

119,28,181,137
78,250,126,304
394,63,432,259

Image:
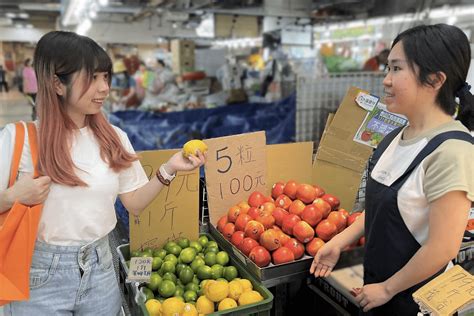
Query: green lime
196,253,205,259
185,282,200,292
158,280,176,298
198,236,209,247
152,257,163,271
206,241,218,249
174,287,184,298
131,250,141,258
196,265,212,280
183,290,198,302
179,266,194,285
189,241,203,253
164,254,178,265
164,241,178,253
141,250,153,258
216,251,229,266
179,247,197,264
192,275,200,285
142,287,154,301
147,272,162,291
211,264,224,279
223,265,239,281
190,257,206,274
177,237,190,249
162,272,177,284
168,245,182,257
204,252,217,266
153,248,167,259
161,261,176,274
176,263,186,275
177,279,184,288
204,246,219,254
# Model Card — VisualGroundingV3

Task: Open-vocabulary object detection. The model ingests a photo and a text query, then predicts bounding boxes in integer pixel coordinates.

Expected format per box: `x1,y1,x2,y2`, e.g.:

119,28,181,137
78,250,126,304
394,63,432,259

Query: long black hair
392,24,474,130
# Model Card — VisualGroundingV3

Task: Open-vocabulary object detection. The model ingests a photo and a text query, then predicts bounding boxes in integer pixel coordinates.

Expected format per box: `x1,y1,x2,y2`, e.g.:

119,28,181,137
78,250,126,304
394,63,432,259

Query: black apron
362,127,473,316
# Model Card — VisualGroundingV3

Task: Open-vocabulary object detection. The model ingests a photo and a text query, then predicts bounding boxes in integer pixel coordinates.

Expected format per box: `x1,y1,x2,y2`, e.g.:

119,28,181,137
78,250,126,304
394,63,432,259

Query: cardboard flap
316,87,373,172
130,149,200,251
204,131,267,225
267,142,314,191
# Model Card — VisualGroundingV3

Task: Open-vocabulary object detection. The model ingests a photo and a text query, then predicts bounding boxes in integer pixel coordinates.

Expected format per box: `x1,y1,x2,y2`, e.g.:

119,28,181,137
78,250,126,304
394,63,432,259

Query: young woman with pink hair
0,31,205,315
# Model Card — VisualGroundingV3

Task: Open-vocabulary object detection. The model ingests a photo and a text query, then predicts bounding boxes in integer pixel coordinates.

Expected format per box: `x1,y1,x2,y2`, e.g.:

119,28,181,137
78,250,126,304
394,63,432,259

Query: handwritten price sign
204,132,267,225
130,149,200,252
127,257,152,282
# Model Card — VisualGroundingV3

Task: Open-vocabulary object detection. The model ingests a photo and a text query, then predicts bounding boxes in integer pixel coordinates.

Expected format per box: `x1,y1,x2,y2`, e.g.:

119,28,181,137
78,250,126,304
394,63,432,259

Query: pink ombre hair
34,31,137,186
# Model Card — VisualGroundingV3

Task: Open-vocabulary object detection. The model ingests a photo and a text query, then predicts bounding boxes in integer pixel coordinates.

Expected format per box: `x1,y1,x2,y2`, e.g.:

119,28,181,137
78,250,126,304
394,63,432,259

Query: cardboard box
171,39,195,74
308,265,363,315
312,87,373,211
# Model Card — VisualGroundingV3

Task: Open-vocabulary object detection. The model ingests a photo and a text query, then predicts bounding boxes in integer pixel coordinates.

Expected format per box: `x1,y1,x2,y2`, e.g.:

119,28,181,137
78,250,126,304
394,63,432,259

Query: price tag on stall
204,131,267,225
127,257,152,283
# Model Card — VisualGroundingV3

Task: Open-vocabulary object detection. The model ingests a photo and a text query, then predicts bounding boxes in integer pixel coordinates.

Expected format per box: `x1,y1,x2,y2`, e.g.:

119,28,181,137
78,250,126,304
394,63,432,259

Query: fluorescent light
18,13,29,19
98,0,108,6
76,19,92,35
6,12,16,18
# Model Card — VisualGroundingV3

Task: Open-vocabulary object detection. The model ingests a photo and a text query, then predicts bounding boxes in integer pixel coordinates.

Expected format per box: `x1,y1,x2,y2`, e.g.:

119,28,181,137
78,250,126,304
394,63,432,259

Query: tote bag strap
7,122,39,188
26,122,39,179
8,123,25,188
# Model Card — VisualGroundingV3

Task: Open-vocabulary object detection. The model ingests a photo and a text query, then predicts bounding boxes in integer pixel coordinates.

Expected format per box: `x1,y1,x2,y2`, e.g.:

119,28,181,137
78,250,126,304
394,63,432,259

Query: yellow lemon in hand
183,140,208,158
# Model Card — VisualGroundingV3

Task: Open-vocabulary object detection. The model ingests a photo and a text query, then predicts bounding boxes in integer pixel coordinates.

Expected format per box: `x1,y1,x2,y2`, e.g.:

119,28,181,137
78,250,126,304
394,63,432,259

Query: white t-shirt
371,121,473,245
0,121,149,246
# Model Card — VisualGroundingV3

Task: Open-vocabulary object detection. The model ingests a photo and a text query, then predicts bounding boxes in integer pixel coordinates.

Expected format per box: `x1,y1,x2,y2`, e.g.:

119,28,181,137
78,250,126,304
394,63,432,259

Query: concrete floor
0,90,33,128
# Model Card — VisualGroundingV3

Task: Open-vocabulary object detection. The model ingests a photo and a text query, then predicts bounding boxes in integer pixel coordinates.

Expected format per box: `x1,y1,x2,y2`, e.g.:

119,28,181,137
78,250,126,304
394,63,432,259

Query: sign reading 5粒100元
204,131,267,225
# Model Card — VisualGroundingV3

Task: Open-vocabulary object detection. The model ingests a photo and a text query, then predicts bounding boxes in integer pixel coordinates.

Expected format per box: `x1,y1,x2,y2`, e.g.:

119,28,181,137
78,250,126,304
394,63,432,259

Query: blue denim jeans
5,235,122,316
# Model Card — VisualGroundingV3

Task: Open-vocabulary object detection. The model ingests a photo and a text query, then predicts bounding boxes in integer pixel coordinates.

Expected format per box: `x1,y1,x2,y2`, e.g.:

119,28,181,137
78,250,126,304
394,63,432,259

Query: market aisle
0,90,32,128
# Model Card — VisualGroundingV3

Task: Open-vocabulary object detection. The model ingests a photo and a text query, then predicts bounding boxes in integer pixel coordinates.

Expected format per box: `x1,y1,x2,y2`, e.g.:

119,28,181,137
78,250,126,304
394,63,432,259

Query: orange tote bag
0,122,43,305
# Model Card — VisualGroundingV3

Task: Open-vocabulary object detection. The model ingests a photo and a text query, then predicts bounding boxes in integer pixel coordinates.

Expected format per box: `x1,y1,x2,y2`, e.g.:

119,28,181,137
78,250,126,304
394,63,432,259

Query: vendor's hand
165,150,206,174
355,282,394,312
11,173,51,206
310,242,341,277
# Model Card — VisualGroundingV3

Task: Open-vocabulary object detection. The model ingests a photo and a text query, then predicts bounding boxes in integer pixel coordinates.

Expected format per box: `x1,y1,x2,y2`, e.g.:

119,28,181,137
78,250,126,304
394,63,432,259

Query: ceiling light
6,12,16,19
18,13,29,19
98,0,108,6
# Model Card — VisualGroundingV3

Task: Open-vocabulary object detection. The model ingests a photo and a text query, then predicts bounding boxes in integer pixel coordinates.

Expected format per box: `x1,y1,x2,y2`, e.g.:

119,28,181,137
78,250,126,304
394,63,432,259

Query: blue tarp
112,94,296,235
109,93,296,151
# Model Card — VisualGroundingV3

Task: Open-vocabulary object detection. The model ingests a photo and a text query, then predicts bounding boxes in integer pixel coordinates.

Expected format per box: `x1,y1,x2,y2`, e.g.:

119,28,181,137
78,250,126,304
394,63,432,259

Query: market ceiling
0,0,472,31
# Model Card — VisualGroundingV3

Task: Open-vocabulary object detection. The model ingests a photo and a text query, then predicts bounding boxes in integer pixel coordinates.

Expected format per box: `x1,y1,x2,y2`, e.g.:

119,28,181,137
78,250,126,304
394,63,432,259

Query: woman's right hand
11,173,51,206
310,241,341,278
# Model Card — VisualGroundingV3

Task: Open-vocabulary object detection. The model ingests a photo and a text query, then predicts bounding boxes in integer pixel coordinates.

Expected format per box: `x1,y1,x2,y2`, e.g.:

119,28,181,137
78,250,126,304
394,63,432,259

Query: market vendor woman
311,24,473,315
0,31,205,315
